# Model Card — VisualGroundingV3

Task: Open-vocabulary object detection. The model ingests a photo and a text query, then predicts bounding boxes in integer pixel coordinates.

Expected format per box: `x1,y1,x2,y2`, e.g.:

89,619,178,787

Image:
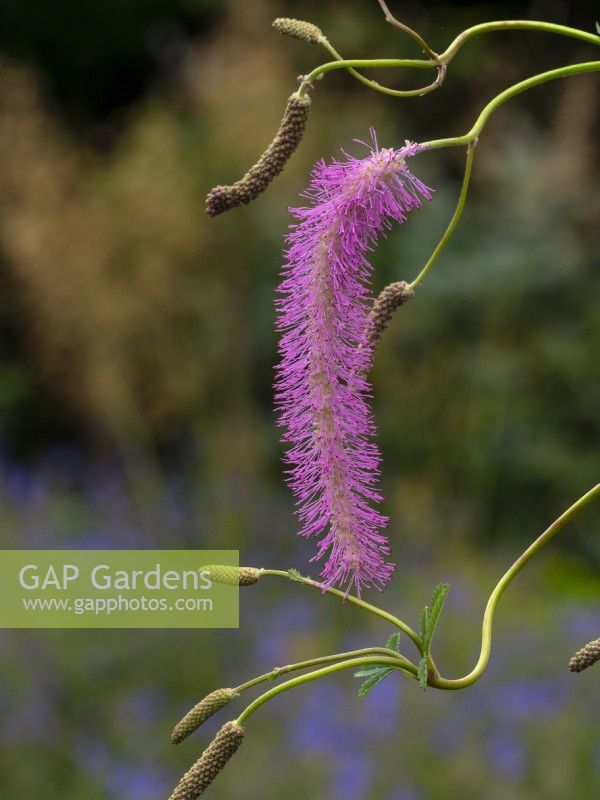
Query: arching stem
233,485,597,722
438,20,600,62
261,569,423,654
298,57,434,97
236,655,416,724
319,37,445,99
299,21,600,98
430,484,600,689
423,61,600,150
235,646,416,693
408,140,475,290
404,62,599,288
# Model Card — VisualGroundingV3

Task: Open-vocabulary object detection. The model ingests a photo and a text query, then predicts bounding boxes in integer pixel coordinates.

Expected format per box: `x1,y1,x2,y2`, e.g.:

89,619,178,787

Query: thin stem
408,62,599,287
261,569,423,654
430,484,600,690
439,20,600,63
408,141,475,290
235,647,416,693
298,57,435,97
423,61,600,150
319,38,446,99
299,20,600,99
376,0,440,60
236,655,416,724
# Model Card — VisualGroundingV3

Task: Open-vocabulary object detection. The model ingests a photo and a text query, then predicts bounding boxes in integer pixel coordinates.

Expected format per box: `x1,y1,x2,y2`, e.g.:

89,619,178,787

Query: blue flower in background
487,729,525,778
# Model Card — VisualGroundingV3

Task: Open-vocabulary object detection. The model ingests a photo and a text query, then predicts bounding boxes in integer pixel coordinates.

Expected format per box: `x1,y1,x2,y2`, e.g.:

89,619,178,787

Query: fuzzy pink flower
275,134,433,592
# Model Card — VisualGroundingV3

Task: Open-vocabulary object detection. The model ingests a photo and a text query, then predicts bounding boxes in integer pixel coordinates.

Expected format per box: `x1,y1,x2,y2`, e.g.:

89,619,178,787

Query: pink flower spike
275,133,433,593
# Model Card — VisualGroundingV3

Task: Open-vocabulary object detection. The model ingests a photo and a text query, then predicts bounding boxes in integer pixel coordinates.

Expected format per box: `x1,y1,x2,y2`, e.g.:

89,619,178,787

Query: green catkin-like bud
201,565,261,586
205,93,311,216
171,689,240,744
168,721,245,800
365,281,414,350
569,638,600,672
272,17,324,43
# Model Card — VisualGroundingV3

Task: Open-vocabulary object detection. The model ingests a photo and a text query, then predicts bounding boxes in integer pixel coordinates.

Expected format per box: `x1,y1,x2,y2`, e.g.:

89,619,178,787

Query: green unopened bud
272,17,324,44
569,638,600,672
365,281,414,350
168,721,245,800
205,93,311,216
172,689,239,744
201,565,262,586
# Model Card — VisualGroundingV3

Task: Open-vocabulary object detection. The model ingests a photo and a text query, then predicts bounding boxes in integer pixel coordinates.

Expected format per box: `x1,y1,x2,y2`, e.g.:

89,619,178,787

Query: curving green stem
235,647,416,693
235,484,598,717
405,62,599,287
438,20,600,62
298,57,434,97
423,61,600,150
261,569,423,654
236,655,416,724
430,483,600,690
408,140,475,290
318,37,445,98
298,20,600,98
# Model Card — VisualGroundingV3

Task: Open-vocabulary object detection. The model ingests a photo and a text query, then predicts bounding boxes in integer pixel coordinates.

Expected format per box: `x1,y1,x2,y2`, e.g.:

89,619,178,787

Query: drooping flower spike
275,132,433,593
205,93,311,216
569,638,600,673
168,721,245,800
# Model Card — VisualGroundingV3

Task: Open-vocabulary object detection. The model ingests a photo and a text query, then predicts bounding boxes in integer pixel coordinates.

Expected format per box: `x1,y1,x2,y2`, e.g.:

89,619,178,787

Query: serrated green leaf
287,568,304,582
354,666,388,678
386,632,401,653
424,583,449,649
418,657,428,689
357,666,394,698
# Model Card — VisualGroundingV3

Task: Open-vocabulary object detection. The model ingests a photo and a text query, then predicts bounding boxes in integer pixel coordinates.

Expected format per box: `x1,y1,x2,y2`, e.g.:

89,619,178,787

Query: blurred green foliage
1,0,598,551
0,1,598,798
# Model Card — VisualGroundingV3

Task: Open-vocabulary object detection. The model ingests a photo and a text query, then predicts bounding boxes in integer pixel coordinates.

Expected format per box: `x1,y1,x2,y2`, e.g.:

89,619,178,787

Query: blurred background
0,0,598,798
